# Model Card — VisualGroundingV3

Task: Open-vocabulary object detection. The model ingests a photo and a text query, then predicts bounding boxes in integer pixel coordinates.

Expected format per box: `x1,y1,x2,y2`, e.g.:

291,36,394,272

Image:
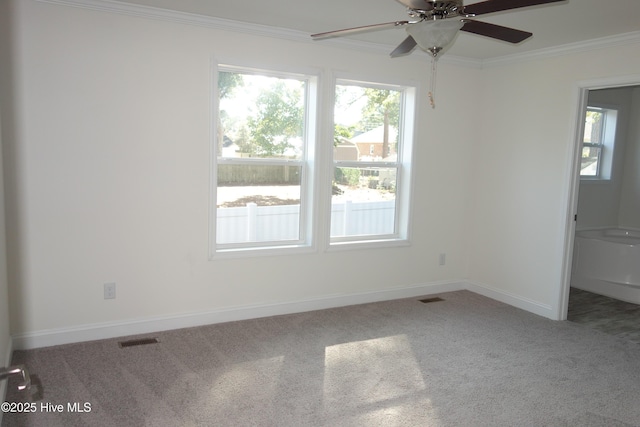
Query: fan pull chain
428,55,437,109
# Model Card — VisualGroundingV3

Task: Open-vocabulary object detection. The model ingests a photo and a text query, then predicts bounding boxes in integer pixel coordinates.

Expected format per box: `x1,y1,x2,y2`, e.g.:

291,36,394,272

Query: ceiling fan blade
463,0,564,16
461,20,532,43
390,36,418,57
394,0,435,10
311,21,409,40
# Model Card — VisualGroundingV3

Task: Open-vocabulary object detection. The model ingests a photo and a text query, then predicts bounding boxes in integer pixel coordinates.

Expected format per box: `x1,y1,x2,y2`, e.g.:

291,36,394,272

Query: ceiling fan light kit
406,19,465,57
311,0,563,108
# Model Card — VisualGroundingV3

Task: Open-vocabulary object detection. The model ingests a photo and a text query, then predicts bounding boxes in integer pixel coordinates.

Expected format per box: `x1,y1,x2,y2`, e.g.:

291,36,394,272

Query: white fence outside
216,200,396,244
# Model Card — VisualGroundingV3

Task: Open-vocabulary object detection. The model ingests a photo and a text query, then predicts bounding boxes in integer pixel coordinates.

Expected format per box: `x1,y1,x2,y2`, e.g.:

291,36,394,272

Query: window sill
326,237,411,252
210,243,316,260
580,177,612,184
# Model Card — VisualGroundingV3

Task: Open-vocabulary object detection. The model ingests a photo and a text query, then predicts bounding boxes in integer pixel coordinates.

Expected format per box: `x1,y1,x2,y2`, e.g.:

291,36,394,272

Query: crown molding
36,0,309,41
482,31,640,68
36,0,485,67
36,0,640,70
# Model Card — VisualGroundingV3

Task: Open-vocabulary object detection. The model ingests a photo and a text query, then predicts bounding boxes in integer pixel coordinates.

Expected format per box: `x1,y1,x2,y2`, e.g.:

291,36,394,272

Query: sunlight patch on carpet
322,334,426,413
200,355,285,420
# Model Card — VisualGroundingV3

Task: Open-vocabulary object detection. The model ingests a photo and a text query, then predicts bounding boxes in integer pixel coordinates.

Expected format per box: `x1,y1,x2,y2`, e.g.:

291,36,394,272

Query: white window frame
209,64,318,258
328,77,417,249
580,105,618,181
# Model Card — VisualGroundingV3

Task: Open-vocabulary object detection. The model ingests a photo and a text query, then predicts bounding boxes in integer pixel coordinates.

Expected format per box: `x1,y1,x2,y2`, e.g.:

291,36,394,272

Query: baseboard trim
465,280,554,319
12,280,466,350
11,281,555,350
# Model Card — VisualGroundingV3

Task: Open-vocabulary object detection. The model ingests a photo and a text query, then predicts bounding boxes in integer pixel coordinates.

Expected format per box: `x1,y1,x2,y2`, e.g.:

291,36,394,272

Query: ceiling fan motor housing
408,0,465,19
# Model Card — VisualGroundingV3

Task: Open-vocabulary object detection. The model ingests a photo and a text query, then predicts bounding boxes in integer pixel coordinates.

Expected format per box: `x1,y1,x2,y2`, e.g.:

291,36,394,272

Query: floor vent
118,338,159,348
419,297,444,304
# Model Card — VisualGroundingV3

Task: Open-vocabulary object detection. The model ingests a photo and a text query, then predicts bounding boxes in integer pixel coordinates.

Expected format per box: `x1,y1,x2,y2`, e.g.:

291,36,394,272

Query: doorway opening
561,78,640,342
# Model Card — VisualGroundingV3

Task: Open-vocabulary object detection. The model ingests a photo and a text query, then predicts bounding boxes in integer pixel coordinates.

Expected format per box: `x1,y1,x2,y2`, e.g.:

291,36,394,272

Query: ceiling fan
311,0,564,58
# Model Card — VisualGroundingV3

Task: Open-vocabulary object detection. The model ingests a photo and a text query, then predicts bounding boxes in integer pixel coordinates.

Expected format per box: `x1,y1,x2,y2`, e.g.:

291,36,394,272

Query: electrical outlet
439,253,446,266
104,282,116,300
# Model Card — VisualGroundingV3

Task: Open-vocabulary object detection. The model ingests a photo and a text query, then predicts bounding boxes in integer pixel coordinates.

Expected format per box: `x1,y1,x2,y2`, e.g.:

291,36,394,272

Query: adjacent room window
331,80,415,245
580,106,618,180
212,66,316,254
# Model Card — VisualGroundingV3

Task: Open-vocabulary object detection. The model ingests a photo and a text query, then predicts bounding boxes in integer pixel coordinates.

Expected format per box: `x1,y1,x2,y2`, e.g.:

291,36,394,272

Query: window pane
580,146,600,177
331,166,396,238
218,72,305,161
584,110,604,144
214,67,312,252
334,85,400,162
216,164,302,245
581,107,606,178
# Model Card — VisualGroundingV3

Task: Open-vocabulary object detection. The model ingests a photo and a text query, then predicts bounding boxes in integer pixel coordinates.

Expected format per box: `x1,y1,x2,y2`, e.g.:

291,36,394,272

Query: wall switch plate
104,282,116,299
439,253,446,266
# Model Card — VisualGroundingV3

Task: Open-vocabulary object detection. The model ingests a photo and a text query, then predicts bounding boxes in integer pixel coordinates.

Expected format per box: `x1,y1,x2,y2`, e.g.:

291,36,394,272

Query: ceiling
116,0,640,60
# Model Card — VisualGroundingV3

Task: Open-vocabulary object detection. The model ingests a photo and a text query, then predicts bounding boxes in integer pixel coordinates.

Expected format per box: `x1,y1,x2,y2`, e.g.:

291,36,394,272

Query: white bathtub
572,228,640,303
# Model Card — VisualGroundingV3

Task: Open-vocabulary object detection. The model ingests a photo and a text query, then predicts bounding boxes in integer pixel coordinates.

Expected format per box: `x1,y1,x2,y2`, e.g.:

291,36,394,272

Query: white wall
6,0,640,346
0,0,15,405
0,116,12,405
468,47,640,315
4,0,479,344
618,87,640,228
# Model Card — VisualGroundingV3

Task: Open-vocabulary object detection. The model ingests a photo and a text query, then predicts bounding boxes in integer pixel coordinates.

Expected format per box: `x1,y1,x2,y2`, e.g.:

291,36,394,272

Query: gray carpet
3,290,640,426
568,287,640,344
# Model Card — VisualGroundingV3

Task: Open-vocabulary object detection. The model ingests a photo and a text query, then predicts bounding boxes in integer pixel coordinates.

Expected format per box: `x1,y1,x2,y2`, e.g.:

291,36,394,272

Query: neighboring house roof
222,135,234,147
351,125,398,144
